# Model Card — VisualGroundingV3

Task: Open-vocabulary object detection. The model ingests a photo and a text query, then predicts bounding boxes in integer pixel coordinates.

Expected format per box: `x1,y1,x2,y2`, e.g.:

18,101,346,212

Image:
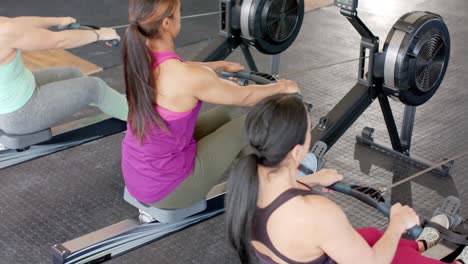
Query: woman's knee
211,106,231,122
66,67,84,78
87,76,107,87
194,107,233,140
228,115,247,137
86,77,111,96
356,227,383,246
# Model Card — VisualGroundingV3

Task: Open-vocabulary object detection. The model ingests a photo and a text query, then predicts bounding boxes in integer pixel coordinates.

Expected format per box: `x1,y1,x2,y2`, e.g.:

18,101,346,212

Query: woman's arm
11,16,76,29
306,197,418,264
186,61,221,71
186,61,244,73
185,64,299,106
0,22,119,51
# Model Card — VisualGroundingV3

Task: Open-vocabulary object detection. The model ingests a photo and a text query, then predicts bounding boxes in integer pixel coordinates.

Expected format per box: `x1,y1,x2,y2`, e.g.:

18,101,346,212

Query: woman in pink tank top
121,0,301,210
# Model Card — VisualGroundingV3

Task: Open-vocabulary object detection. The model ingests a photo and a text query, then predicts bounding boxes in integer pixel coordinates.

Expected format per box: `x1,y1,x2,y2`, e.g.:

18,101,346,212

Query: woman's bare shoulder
265,194,347,258
171,62,218,88
0,18,14,35
274,194,346,229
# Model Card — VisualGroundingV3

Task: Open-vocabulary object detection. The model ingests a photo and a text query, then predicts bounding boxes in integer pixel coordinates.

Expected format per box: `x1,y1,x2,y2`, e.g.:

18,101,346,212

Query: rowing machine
50,70,282,264
194,0,304,72
309,0,452,187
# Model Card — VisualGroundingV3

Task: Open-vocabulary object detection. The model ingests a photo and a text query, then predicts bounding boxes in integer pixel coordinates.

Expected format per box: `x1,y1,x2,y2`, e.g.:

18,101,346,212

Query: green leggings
151,106,247,209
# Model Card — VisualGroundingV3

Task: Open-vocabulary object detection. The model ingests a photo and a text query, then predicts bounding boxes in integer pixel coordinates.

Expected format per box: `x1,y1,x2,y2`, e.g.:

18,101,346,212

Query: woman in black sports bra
225,93,468,264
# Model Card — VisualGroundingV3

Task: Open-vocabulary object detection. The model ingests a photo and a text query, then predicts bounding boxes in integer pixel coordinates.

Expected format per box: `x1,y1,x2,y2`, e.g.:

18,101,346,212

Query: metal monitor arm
340,8,380,91
310,9,384,149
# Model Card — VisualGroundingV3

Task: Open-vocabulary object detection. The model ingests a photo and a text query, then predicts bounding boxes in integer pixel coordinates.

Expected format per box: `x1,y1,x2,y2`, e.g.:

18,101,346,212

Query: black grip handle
328,181,353,195
329,181,423,239
57,22,80,31
378,202,423,239
219,71,273,85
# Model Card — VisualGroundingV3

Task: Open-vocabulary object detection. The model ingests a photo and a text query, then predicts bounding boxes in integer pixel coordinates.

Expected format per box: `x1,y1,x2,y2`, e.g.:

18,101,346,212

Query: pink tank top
121,51,202,203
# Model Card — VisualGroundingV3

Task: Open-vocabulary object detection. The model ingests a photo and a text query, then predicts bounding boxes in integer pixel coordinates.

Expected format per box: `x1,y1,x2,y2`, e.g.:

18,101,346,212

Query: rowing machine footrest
0,128,52,150
123,188,207,223
433,196,463,228
311,141,327,170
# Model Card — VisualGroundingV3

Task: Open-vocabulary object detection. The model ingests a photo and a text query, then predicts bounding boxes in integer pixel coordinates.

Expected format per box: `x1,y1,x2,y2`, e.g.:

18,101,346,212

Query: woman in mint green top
0,16,128,135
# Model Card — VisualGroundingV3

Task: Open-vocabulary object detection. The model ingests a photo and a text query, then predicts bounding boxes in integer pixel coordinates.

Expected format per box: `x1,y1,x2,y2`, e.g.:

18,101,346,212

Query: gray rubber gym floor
1,0,468,263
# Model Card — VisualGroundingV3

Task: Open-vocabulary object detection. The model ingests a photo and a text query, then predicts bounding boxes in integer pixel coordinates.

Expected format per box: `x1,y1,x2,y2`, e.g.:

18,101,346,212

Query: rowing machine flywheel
240,0,305,54
383,11,450,106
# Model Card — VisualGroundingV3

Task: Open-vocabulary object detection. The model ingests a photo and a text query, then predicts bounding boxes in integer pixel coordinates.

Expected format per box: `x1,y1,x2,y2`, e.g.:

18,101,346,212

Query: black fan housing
382,11,450,106
240,0,305,54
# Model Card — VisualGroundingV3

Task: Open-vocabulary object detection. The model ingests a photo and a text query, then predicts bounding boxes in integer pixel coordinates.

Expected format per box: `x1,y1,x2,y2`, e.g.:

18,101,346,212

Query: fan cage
266,0,299,42
415,35,446,92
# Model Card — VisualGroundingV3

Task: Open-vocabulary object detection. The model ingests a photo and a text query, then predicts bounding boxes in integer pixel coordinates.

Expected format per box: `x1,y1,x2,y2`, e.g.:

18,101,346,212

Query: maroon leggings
357,227,456,264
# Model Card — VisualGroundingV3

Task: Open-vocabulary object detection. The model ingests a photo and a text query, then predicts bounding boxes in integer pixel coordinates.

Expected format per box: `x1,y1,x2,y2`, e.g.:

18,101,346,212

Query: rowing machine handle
328,181,352,194
219,71,309,104
329,182,423,239
56,23,120,47
220,71,252,82
219,71,274,85
377,201,423,240
57,23,81,31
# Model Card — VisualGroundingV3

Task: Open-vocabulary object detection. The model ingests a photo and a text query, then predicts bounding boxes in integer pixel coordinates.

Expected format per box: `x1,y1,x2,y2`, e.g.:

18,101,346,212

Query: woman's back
252,182,336,264
152,57,200,113
122,51,203,204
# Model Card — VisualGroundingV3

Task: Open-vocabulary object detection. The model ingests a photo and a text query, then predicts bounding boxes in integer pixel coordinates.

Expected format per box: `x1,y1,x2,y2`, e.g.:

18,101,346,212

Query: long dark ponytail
123,0,176,142
226,93,309,263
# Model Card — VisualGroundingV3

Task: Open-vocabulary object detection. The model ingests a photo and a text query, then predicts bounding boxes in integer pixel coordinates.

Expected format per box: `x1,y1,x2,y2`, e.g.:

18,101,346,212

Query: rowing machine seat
0,128,52,150
123,188,207,223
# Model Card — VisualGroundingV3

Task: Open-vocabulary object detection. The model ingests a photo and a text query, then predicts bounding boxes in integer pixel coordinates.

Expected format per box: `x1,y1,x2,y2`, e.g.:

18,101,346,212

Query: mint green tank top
0,50,35,114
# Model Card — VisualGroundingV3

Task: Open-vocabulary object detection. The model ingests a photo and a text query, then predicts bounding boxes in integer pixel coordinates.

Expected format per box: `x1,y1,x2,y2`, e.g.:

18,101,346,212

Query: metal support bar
310,83,374,151
341,10,377,42
400,105,417,153
192,35,241,62
271,54,281,76
377,94,404,153
240,44,259,72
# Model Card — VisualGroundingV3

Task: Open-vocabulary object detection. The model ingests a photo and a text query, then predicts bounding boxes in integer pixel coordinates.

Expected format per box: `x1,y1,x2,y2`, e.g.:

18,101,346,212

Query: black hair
225,93,309,263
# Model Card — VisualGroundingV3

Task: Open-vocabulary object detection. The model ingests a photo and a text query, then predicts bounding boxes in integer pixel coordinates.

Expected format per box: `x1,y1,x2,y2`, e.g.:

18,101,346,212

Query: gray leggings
0,67,128,135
